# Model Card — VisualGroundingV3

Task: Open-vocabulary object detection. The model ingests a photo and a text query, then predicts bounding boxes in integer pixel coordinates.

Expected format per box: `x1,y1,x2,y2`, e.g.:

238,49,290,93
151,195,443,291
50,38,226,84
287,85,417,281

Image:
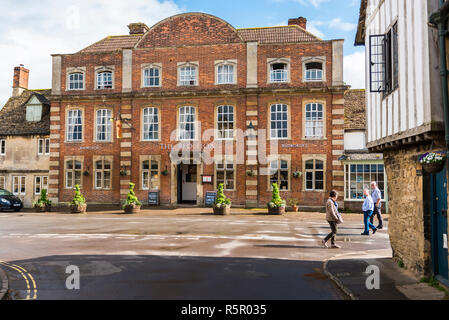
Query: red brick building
48,13,348,208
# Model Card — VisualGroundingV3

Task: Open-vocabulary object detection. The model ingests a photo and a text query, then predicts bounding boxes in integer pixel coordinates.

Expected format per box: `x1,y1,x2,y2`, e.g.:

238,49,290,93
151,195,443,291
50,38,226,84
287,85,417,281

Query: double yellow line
0,260,37,300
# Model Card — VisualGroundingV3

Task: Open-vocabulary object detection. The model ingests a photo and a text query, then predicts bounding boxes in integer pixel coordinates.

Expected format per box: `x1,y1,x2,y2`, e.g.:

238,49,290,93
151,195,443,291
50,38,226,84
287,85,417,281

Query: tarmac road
0,210,390,300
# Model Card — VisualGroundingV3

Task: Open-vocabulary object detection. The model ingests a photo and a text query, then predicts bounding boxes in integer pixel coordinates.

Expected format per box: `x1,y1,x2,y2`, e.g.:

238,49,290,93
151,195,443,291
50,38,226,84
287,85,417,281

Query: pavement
0,208,444,300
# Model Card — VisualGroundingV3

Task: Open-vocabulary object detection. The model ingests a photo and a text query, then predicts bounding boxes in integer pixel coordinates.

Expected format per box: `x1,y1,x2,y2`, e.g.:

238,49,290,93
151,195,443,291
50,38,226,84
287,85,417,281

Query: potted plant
69,184,87,214
161,169,169,176
267,183,286,215
122,182,142,214
120,170,127,177
83,170,90,177
293,171,303,178
246,170,255,177
33,189,52,212
213,183,232,215
288,199,300,212
419,151,447,174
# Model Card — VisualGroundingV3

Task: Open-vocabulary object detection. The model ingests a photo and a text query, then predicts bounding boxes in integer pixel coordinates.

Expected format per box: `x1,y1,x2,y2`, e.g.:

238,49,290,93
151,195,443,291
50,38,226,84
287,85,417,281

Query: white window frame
66,109,83,142
0,176,5,189
95,109,113,142
96,71,113,90
65,159,83,189
178,106,196,141
66,67,86,91
0,139,5,156
94,158,112,190
305,103,324,139
215,60,237,85
34,176,48,196
141,157,160,191
142,64,162,88
344,162,386,201
268,58,291,84
142,107,160,141
215,157,236,191
12,176,26,195
270,104,289,140
302,56,326,83
216,105,235,140
178,62,199,86
38,138,50,155
304,158,325,192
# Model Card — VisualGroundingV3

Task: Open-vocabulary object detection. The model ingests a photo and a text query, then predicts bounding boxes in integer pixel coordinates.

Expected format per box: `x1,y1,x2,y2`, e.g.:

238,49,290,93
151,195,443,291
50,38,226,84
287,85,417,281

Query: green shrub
215,183,231,208
70,185,86,206
33,189,52,208
122,182,142,209
268,183,286,209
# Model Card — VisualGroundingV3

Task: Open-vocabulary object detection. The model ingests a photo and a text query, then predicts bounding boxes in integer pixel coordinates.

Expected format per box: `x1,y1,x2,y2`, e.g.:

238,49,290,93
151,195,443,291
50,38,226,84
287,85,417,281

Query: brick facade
49,13,348,208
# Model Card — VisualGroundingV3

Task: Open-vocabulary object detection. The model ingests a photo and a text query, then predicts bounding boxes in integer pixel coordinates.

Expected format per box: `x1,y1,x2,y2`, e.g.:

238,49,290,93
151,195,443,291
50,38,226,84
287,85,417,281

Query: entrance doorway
177,164,198,204
430,167,449,284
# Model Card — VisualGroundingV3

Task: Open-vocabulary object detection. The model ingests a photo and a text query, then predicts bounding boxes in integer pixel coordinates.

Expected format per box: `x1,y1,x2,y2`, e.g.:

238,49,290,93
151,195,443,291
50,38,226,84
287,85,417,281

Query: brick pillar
245,97,259,208
331,94,345,206
48,101,61,204
119,103,133,198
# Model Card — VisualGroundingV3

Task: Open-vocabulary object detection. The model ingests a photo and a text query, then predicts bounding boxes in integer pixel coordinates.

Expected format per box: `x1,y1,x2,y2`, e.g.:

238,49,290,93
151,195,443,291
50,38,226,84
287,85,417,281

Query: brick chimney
128,23,149,35
288,17,307,30
12,65,29,97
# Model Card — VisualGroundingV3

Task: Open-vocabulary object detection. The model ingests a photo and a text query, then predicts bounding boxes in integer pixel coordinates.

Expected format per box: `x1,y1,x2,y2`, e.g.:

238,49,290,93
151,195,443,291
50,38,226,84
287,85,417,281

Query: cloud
0,0,183,110
328,18,357,32
344,50,366,89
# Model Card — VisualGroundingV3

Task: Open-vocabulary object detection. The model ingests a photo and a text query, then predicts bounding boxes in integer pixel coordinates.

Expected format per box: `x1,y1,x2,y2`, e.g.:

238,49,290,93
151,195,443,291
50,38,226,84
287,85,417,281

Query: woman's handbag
336,212,344,224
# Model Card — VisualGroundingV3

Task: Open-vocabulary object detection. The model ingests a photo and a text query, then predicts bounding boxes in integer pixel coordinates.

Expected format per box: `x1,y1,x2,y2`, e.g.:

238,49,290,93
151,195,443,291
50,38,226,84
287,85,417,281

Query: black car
0,189,23,212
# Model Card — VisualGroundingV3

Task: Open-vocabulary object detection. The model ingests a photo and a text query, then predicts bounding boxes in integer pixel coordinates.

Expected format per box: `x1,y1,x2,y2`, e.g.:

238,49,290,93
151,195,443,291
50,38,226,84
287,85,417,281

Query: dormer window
25,95,44,122
97,71,113,89
268,58,290,83
305,62,323,81
302,57,326,82
178,62,199,86
95,66,115,90
68,72,84,90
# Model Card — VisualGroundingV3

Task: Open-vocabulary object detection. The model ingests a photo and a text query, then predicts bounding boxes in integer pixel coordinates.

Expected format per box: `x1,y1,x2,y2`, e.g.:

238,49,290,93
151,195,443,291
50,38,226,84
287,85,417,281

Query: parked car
0,189,23,212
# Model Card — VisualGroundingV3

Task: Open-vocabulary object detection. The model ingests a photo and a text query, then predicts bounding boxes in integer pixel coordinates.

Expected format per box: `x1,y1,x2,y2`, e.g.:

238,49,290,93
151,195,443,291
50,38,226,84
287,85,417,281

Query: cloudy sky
0,0,364,109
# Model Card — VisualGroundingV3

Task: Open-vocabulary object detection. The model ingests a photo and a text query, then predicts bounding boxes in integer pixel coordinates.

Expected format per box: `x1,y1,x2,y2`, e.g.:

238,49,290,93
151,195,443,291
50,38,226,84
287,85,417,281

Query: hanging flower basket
419,152,447,174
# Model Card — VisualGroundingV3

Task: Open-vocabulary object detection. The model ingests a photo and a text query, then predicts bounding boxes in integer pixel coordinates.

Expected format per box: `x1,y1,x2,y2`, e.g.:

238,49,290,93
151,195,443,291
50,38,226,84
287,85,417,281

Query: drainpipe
438,0,449,150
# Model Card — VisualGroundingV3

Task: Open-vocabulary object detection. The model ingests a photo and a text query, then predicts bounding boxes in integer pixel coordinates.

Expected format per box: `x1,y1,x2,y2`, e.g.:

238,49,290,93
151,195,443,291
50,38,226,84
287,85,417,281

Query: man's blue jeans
363,210,376,234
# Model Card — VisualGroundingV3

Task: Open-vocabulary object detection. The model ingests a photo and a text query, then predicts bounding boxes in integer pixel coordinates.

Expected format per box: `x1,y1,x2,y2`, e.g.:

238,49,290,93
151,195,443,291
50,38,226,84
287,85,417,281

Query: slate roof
0,90,51,136
79,35,143,53
237,25,322,44
344,89,366,131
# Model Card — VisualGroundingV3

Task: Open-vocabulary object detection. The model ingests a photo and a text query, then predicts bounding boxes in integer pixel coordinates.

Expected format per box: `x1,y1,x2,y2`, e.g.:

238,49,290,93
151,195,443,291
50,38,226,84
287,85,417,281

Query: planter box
213,206,231,216
124,205,141,214
70,204,87,214
35,205,51,213
267,206,285,215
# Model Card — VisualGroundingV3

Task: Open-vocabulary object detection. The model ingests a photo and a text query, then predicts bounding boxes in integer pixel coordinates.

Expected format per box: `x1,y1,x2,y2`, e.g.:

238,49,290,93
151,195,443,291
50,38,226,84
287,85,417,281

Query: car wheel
14,208,21,212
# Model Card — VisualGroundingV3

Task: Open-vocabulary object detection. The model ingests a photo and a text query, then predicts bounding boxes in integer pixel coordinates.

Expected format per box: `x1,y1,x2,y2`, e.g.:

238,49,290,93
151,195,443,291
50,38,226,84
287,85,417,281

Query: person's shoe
322,240,329,248
372,228,378,235
331,244,341,249
377,225,383,230
361,232,370,236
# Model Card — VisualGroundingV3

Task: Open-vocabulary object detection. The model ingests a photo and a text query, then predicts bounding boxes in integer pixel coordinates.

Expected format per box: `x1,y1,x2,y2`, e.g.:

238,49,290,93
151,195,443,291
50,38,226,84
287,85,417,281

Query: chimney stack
12,65,29,98
288,17,307,30
128,23,149,35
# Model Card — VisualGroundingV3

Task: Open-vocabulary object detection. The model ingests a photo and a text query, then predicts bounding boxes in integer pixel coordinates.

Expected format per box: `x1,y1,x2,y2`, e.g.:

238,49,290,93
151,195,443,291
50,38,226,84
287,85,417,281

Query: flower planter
35,205,51,213
70,204,87,214
422,162,445,174
124,205,141,214
291,205,299,213
213,206,231,216
267,206,285,215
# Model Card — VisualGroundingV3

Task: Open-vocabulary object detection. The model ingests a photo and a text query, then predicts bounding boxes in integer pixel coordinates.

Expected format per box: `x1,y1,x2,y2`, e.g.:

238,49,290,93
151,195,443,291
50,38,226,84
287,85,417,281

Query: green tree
268,183,286,208
123,182,142,209
215,183,231,208
70,185,86,206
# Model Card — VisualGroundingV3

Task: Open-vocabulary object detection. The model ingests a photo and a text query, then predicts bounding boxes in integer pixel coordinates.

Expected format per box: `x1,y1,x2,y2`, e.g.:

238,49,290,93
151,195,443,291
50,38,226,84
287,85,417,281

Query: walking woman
361,189,378,236
322,190,342,249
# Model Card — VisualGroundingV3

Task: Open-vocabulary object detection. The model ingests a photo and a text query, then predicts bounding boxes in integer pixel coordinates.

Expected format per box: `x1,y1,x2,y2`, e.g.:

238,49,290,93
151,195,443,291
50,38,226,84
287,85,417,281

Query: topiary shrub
214,183,231,209
268,183,286,209
122,182,142,211
33,189,52,212
69,185,87,214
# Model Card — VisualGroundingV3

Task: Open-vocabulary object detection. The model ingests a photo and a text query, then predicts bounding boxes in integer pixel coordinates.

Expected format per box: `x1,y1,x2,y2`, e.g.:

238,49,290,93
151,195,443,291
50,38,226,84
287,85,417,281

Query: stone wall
384,142,445,276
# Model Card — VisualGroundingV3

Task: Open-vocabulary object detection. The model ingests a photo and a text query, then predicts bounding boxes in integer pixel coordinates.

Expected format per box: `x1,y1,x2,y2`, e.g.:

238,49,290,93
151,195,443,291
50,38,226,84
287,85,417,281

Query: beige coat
326,198,339,222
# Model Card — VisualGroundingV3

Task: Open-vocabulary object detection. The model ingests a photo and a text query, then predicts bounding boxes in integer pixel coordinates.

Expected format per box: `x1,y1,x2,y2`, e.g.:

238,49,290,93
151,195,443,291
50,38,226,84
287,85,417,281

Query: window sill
303,137,327,141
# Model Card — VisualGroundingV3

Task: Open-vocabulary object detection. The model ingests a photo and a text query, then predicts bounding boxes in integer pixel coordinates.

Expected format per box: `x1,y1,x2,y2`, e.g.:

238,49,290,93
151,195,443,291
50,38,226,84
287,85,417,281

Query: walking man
370,182,384,229
322,190,342,249
362,189,377,236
